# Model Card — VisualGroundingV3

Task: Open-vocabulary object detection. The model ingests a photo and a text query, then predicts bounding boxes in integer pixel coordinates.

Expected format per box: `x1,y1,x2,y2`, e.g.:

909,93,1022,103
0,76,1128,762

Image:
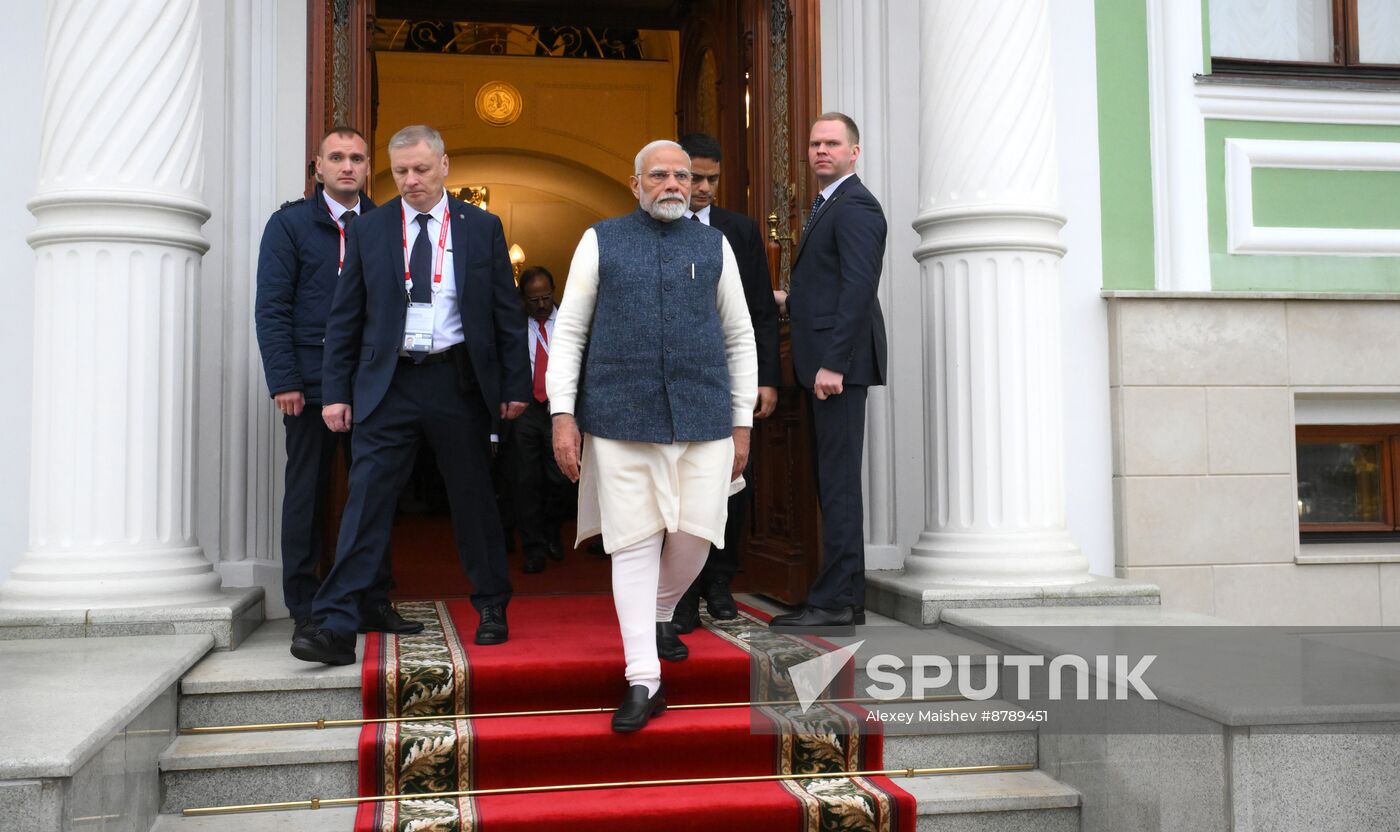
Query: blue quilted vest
576,209,732,443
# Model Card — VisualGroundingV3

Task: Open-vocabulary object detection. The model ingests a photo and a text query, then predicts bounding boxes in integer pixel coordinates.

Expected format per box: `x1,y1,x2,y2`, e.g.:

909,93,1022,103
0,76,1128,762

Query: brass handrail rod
181,694,972,735
183,762,1036,816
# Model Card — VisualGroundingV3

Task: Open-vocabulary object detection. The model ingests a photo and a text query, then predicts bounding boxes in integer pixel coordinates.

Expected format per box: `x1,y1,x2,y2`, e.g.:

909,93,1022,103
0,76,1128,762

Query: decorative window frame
1223,137,1400,257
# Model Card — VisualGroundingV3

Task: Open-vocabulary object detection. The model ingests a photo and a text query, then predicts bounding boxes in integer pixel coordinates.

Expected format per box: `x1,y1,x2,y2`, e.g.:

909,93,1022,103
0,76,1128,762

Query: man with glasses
549,140,757,732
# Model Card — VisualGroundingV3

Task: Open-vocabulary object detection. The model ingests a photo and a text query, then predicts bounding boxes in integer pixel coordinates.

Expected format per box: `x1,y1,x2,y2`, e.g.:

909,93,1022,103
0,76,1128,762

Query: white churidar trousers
610,529,711,692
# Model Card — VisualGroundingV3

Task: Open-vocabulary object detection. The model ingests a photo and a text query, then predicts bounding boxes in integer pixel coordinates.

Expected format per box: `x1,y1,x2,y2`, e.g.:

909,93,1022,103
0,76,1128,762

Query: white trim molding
1145,0,1212,291
1198,82,1400,126
1224,138,1400,257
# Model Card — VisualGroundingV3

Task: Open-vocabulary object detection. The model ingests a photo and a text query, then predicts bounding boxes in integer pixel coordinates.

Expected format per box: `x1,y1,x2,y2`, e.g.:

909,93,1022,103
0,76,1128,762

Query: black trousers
312,355,512,635
803,384,868,610
280,406,393,621
504,400,570,558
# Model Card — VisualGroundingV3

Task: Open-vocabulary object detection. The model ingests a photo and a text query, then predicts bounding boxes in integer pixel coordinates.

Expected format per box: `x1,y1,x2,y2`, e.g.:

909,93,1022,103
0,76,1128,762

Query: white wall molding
1224,138,1400,257
1197,82,1400,126
1145,0,1212,291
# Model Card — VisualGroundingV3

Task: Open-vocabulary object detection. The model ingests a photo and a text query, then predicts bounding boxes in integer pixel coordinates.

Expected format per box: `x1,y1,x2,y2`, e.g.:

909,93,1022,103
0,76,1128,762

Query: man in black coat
254,127,418,643
770,113,888,629
670,132,780,631
291,124,531,665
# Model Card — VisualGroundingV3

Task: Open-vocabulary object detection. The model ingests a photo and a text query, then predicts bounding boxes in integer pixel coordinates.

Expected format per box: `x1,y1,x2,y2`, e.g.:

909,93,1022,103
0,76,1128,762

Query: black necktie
690,213,701,222
409,213,433,304
341,210,357,229
802,194,826,236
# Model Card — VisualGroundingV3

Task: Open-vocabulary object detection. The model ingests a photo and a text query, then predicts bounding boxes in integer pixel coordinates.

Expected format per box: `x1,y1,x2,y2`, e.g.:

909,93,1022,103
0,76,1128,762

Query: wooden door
680,0,823,604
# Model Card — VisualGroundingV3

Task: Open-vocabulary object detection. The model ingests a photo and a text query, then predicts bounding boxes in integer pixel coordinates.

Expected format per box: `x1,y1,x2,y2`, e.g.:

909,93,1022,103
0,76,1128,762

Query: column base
865,571,1160,628
0,546,224,610
0,586,265,650
903,530,1094,587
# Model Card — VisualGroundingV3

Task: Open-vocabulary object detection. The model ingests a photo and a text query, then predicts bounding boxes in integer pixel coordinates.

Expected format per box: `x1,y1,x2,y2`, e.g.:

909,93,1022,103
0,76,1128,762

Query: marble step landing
151,770,1079,832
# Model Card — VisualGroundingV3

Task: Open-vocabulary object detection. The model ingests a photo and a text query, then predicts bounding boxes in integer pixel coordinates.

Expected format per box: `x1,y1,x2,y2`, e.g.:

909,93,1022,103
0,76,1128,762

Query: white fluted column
0,0,223,608
906,0,1090,586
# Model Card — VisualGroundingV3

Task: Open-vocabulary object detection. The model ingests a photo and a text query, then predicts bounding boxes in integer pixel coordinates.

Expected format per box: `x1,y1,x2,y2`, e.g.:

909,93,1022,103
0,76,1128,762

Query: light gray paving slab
178,688,362,731
866,573,1160,627
160,762,356,814
0,780,61,832
941,606,1400,727
161,727,360,770
0,635,212,779
179,619,363,694
150,806,357,831
0,588,264,650
904,770,1079,814
915,807,1079,832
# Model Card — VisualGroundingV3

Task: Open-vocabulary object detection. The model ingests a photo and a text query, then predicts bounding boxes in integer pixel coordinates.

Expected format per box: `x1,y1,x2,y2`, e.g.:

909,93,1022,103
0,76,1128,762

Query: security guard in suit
254,127,420,642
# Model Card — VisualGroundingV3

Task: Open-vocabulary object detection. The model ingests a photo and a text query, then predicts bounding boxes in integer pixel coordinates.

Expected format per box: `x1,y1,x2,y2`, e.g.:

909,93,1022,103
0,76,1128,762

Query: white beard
644,195,687,222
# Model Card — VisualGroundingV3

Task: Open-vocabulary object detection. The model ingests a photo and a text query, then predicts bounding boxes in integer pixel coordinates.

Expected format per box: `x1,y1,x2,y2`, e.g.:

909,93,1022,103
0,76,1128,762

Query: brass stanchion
180,694,972,735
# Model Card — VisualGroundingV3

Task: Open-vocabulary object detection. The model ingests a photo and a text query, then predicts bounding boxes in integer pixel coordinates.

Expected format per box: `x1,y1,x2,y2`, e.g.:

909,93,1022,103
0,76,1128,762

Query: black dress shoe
671,589,701,635
611,683,666,733
656,621,688,661
290,627,356,665
522,552,546,574
854,606,866,625
358,602,425,635
768,605,855,628
475,605,509,645
546,539,565,562
702,575,738,620
292,617,317,642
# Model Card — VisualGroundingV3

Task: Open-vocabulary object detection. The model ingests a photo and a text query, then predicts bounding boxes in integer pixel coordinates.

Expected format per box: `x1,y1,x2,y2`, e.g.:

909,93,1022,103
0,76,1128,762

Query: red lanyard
401,205,450,296
327,200,353,272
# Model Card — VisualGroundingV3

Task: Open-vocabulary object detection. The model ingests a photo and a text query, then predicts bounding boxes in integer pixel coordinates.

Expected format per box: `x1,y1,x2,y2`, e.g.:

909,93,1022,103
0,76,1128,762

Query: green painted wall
1253,169,1400,230
1095,0,1156,290
1205,119,1400,292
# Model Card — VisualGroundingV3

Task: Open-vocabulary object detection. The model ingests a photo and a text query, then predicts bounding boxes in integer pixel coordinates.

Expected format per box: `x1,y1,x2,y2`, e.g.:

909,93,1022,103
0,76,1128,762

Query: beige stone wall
1108,296,1400,625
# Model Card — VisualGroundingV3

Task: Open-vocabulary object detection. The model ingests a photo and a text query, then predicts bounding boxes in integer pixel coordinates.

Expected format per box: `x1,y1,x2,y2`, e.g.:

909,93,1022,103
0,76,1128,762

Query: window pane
1358,0,1400,64
1211,0,1334,62
1296,442,1385,524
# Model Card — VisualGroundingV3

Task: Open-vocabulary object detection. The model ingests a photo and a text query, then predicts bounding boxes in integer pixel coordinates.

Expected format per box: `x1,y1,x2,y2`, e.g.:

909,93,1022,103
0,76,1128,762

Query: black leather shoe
523,552,546,574
358,602,425,635
292,617,317,642
546,539,565,562
290,627,356,665
854,606,866,626
656,621,688,661
475,605,509,645
611,683,666,733
768,605,855,629
702,575,738,620
671,589,701,634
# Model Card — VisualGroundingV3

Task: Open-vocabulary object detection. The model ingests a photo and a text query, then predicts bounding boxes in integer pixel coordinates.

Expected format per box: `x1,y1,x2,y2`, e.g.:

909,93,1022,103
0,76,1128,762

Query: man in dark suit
506,265,571,574
770,113,888,629
671,132,780,631
255,127,419,643
292,124,531,665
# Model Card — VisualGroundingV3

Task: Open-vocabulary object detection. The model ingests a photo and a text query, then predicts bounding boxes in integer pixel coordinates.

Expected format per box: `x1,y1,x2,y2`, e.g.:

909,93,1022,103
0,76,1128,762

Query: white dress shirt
526,307,557,377
684,204,712,226
818,172,855,202
401,191,463,353
322,190,360,225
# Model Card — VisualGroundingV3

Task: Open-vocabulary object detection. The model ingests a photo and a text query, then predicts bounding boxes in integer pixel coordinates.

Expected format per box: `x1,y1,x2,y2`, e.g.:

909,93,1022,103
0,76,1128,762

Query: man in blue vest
255,127,417,644
548,140,757,732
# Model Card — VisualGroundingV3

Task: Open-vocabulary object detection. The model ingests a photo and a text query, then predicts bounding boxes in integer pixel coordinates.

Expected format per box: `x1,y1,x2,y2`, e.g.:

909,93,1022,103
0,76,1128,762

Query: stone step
152,771,1076,831
177,619,361,730
158,699,1037,814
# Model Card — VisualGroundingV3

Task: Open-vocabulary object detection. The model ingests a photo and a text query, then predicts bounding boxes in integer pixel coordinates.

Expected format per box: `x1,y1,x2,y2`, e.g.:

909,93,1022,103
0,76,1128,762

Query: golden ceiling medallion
475,81,523,127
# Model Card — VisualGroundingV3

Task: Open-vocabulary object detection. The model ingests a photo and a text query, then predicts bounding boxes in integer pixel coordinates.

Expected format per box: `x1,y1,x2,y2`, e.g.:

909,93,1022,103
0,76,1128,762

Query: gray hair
634,139,688,175
388,124,445,155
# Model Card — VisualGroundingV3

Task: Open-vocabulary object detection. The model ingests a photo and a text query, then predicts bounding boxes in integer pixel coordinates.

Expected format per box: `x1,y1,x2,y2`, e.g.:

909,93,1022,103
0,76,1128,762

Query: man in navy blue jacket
770,113,888,629
255,127,419,643
292,124,531,665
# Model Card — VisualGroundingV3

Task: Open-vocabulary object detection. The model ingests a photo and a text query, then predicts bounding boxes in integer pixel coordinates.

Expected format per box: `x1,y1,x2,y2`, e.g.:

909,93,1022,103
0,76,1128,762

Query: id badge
404,302,434,354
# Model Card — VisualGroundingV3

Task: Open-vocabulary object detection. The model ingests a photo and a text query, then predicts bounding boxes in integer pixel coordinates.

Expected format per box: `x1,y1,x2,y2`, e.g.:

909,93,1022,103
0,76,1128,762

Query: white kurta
547,226,758,552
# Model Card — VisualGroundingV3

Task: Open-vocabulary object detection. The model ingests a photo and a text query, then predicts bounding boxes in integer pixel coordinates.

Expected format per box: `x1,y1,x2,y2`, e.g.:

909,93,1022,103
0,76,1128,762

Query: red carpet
355,596,914,831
